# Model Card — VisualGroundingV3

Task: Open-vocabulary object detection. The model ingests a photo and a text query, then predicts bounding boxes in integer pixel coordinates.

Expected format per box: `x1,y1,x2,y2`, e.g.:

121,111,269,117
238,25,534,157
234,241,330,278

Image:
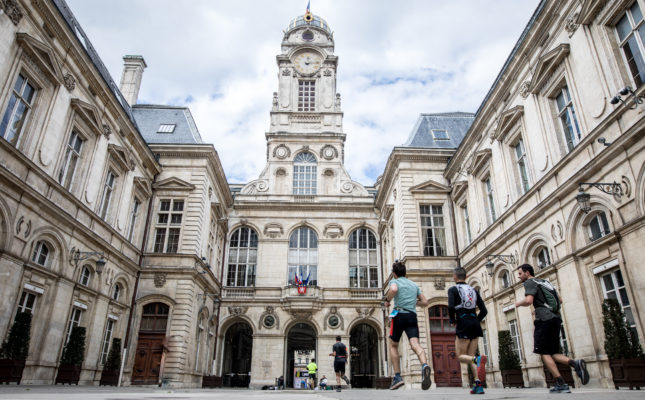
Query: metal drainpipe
211,219,228,376
119,169,159,386
447,178,461,267
379,227,388,375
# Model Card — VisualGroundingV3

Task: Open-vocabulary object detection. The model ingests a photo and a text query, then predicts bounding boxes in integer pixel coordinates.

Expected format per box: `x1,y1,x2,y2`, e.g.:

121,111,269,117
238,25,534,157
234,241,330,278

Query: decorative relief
63,73,76,91
272,92,278,110
356,308,374,319
23,55,46,85
289,310,312,320
273,144,291,159
228,306,248,316
323,69,332,77
392,189,397,199
15,216,31,238
335,93,341,110
323,168,334,177
565,13,579,36
2,0,23,25
259,306,279,329
154,273,166,288
434,277,445,291
323,223,344,239
263,222,284,238
300,145,310,152
340,181,355,194
621,175,632,198
551,221,564,242
282,68,291,76
102,123,112,138
275,167,287,177
518,81,531,98
324,307,343,330
320,145,338,160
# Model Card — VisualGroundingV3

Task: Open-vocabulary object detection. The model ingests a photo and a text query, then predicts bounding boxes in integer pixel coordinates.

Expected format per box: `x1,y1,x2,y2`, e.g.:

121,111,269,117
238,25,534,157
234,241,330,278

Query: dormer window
157,124,176,133
431,129,449,140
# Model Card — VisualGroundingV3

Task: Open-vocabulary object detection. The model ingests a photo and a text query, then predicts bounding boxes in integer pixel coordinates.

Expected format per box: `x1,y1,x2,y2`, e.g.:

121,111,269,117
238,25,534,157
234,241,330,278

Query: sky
66,0,540,185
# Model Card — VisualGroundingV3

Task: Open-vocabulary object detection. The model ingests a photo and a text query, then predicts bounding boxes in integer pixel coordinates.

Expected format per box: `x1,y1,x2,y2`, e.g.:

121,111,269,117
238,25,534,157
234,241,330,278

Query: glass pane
617,14,632,41
288,249,298,264
160,201,170,211
23,82,36,103
632,2,643,22
615,270,625,287
624,308,635,326
368,250,377,265
619,288,630,306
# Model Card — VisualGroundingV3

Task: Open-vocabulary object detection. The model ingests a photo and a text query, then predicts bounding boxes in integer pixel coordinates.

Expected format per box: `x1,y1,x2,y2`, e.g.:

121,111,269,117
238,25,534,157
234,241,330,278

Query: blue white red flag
306,1,311,14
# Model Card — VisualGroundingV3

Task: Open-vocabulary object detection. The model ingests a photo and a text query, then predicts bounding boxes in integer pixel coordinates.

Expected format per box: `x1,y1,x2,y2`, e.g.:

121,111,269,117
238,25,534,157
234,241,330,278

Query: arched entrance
350,323,378,388
132,302,169,385
222,321,253,387
285,322,316,389
429,305,461,387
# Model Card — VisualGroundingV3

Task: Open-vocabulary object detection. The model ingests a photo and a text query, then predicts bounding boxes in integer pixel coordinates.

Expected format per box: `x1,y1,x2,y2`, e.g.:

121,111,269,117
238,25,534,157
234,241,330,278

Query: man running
515,264,590,393
306,358,317,390
385,261,432,390
447,267,488,394
330,335,350,392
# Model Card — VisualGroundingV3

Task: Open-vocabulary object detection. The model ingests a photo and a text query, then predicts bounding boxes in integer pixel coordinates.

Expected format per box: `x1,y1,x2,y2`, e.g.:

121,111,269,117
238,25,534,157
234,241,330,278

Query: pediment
16,33,64,85
153,177,195,191
70,98,102,135
530,44,570,94
577,0,608,25
409,179,450,193
451,180,469,201
107,144,134,173
133,177,152,198
491,106,523,141
466,149,492,176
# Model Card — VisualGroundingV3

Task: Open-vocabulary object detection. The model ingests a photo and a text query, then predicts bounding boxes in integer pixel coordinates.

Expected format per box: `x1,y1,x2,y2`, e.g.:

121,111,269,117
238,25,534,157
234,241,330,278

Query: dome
287,14,332,35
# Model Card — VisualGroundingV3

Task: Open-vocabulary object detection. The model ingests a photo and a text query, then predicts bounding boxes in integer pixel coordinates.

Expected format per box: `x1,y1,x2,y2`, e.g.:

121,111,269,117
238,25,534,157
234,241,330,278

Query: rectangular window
431,129,450,140
127,199,141,242
555,86,581,152
420,205,446,256
600,269,636,333
99,170,116,220
589,212,611,241
298,80,315,111
157,124,176,133
17,291,37,314
480,328,492,367
0,73,36,146
616,2,645,87
508,319,522,362
462,205,472,245
58,131,84,190
153,199,183,253
100,319,115,365
293,165,317,194
514,139,530,194
65,308,83,345
484,178,496,224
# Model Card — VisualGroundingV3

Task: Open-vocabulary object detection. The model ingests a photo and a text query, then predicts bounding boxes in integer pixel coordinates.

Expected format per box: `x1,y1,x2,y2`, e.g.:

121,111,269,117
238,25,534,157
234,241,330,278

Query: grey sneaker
390,375,404,390
573,359,589,385
421,363,432,390
549,383,571,393
342,375,350,385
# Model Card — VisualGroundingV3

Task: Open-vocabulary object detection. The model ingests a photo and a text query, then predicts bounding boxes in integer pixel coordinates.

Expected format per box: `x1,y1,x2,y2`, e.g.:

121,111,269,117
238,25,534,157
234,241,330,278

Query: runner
385,261,432,390
306,358,317,390
447,267,488,394
515,264,590,393
330,336,350,392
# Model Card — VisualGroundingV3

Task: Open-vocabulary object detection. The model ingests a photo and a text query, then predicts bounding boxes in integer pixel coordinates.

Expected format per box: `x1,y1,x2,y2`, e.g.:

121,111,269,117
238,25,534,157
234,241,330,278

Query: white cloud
67,0,540,184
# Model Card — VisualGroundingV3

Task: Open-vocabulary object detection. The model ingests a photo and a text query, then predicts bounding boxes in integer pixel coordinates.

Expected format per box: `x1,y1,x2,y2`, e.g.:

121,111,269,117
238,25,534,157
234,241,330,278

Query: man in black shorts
330,336,350,392
448,267,488,394
515,264,590,393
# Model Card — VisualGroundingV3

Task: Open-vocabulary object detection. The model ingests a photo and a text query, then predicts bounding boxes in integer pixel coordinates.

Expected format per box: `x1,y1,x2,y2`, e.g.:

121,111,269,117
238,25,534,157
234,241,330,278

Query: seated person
319,375,328,390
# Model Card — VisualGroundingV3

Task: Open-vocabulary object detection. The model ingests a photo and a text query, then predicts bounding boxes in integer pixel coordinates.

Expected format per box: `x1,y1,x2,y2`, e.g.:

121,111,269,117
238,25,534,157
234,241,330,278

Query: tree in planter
100,337,121,386
60,326,86,366
498,330,523,388
0,312,32,361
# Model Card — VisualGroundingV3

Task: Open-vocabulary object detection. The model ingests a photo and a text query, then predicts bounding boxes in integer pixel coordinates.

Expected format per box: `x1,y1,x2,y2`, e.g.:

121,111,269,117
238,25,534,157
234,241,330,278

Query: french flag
306,0,310,14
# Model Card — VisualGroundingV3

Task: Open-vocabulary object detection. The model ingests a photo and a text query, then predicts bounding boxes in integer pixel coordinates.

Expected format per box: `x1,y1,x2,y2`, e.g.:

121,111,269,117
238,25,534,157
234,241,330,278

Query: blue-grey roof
287,14,332,35
402,112,474,149
132,105,203,144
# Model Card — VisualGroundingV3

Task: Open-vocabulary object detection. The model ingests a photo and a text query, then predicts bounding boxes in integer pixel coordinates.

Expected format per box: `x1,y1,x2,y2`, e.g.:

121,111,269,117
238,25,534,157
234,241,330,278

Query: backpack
454,284,477,310
532,278,561,313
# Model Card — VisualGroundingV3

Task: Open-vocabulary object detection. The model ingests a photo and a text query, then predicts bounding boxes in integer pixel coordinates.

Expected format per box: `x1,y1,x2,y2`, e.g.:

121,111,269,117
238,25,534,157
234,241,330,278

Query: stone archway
222,321,253,387
350,323,378,388
285,322,316,389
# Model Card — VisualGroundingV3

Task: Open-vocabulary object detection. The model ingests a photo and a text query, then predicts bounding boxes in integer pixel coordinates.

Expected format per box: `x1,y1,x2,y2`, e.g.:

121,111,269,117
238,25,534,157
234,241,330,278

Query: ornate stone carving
356,308,374,319
518,80,531,98
2,0,23,25
392,189,397,199
275,167,287,177
324,307,343,330
565,13,579,36
323,223,344,239
272,92,278,110
23,55,46,84
102,123,112,138
300,145,310,152
263,222,284,238
290,310,312,320
434,277,446,291
340,181,355,194
320,145,338,160
154,273,166,288
63,73,76,91
228,306,248,316
335,93,341,109
15,216,31,238
259,306,279,329
282,68,291,76
323,69,332,77
273,144,291,159
323,168,334,177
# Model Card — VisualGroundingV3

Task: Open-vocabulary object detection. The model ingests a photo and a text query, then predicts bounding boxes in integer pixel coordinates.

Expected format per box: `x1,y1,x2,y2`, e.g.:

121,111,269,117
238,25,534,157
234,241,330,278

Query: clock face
294,52,322,75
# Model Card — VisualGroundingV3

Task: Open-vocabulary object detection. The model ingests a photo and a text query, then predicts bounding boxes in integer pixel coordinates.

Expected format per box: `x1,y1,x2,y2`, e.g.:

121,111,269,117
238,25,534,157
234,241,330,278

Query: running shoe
336,385,341,392
470,383,485,394
573,359,589,385
549,382,571,393
390,375,404,390
475,355,487,383
421,363,432,390
342,375,350,385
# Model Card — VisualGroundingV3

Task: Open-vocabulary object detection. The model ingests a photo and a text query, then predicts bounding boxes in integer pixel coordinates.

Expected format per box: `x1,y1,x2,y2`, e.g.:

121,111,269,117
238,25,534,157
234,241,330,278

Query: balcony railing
223,287,255,298
349,289,381,299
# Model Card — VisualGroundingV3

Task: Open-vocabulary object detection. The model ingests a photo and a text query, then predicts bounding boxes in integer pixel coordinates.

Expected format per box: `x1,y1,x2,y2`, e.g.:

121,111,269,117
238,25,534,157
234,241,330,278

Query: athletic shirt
390,277,421,313
333,342,347,361
307,361,317,374
523,278,560,321
448,282,487,324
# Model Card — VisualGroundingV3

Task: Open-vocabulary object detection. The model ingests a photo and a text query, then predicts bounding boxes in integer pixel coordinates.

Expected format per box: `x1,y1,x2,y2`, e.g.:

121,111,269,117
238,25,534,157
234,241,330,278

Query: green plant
0,312,32,360
498,330,521,370
104,338,121,371
602,298,644,359
60,326,86,366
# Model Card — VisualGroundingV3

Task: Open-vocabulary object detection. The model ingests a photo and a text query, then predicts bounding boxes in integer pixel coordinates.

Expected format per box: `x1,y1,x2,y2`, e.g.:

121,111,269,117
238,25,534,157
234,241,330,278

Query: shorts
389,311,419,342
334,359,346,374
533,317,562,355
456,316,483,339
309,373,316,380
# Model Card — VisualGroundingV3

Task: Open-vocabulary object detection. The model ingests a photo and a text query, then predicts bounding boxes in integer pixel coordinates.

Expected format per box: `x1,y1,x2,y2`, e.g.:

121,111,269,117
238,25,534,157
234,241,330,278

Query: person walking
330,335,350,392
384,261,432,390
515,264,590,393
447,267,488,394
306,358,317,390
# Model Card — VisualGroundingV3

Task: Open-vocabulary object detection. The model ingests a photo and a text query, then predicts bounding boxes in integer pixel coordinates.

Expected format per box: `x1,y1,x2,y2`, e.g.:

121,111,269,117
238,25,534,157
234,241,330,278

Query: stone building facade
1,0,644,391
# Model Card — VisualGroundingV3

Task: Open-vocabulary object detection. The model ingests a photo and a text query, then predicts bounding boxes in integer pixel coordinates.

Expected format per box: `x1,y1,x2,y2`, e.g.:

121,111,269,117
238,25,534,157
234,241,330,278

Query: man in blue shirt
384,261,431,390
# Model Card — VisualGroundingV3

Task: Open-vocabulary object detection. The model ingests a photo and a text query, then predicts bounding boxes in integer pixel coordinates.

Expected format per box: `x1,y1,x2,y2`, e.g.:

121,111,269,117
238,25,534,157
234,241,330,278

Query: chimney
119,55,147,106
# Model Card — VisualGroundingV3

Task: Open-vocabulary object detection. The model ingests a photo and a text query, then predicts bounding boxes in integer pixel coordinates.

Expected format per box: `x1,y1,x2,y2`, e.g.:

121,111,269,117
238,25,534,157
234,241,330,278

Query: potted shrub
56,326,86,385
99,338,121,386
0,312,32,384
602,299,645,390
498,330,524,388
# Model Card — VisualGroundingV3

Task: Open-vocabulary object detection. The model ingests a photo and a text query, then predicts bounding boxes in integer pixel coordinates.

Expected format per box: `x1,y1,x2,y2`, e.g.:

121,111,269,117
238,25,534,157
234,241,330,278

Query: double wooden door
431,333,462,387
132,333,164,384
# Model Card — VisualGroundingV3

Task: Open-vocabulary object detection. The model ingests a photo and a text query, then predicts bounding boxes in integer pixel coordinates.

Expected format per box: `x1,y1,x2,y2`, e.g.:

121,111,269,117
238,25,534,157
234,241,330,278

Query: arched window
349,228,378,288
227,227,258,287
79,265,91,286
140,302,169,332
112,283,121,301
293,152,317,195
288,227,317,285
31,240,50,266
534,246,551,270
500,270,511,289
588,211,610,241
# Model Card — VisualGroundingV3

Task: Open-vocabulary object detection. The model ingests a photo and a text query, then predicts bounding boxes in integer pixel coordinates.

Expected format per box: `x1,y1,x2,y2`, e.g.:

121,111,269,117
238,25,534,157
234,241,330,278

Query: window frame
553,85,582,152
419,204,446,257
0,72,38,147
588,211,611,241
348,228,379,288
599,268,636,331
288,226,318,286
112,283,122,301
461,204,472,245
79,265,91,286
508,318,523,363
100,318,115,365
614,1,645,88
17,291,37,315
512,138,531,194
99,169,117,220
297,80,316,111
483,176,497,224
57,130,84,191
226,226,258,287
153,199,184,253
127,198,141,242
293,152,317,195
65,307,83,345
31,240,50,267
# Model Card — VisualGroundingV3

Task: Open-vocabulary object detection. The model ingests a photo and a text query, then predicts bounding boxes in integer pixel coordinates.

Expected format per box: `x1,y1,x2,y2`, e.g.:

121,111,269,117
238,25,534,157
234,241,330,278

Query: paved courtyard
0,386,644,400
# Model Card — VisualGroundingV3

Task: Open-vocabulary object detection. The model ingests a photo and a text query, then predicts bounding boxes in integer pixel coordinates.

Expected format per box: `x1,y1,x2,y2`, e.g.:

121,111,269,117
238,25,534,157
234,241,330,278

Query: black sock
555,376,565,385
568,359,576,368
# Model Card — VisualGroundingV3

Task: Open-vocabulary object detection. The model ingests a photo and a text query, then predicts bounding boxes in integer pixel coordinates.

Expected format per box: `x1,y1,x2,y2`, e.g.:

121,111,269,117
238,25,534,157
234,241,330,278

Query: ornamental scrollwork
273,144,291,159
320,145,338,160
63,73,76,91
228,306,248,316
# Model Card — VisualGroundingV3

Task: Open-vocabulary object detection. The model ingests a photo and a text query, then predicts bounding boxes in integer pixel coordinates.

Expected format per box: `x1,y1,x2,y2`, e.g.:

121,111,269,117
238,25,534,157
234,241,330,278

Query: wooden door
132,333,164,384
431,334,461,387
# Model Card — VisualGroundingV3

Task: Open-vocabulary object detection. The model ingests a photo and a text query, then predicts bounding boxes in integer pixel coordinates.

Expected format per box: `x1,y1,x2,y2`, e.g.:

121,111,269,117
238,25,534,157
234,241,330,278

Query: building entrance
285,322,316,389
350,323,378,388
429,305,461,387
222,322,253,387
132,302,169,385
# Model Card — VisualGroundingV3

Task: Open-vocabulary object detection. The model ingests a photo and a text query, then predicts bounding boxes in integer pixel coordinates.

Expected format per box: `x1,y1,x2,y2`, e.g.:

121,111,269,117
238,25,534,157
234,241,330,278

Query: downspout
447,178,461,267
378,224,388,376
211,217,228,376
119,169,159,386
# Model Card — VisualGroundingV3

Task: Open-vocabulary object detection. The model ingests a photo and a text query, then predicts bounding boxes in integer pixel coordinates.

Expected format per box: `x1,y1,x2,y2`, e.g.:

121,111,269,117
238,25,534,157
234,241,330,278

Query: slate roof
402,112,475,149
132,105,203,144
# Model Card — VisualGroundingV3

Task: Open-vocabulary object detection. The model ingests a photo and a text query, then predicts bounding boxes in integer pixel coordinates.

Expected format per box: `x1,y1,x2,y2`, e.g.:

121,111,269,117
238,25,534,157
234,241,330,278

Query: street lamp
71,247,107,274
575,182,623,214
485,254,517,276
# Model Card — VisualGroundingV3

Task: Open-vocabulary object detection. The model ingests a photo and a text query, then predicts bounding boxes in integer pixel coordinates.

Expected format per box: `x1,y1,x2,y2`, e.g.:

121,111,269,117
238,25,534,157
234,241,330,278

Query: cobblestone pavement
0,387,644,400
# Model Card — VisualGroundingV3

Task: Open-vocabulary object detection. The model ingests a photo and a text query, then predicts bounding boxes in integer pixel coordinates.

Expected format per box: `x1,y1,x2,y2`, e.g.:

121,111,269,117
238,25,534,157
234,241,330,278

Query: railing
222,287,255,298
349,289,381,299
